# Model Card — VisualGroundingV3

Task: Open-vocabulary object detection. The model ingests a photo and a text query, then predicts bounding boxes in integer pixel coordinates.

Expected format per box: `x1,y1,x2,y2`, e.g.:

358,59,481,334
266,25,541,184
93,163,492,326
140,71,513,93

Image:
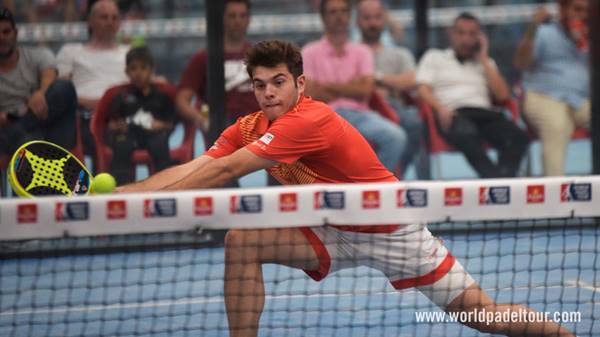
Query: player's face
89,1,120,41
450,19,480,59
224,2,250,42
252,63,305,121
126,60,153,89
0,21,17,59
357,0,385,43
322,0,350,36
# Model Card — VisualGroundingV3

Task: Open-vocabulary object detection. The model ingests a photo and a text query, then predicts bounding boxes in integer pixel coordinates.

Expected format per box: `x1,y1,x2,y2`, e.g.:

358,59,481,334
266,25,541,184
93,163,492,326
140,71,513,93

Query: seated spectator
57,0,129,171
357,0,429,179
513,0,590,176
105,46,176,185
0,8,77,156
416,12,528,178
302,0,406,173
176,0,258,131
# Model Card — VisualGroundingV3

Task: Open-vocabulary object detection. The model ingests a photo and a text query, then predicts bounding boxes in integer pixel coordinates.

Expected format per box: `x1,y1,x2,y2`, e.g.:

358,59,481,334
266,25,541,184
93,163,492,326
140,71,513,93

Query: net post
414,0,429,60
205,0,226,147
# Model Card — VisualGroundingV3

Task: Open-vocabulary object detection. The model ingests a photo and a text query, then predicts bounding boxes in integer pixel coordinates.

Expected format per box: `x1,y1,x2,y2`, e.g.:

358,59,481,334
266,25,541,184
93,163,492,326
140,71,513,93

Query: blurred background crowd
0,0,593,192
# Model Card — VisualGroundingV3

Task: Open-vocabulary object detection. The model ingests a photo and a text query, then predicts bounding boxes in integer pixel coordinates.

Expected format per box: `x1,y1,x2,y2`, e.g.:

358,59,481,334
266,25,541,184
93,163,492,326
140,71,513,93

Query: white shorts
299,224,475,308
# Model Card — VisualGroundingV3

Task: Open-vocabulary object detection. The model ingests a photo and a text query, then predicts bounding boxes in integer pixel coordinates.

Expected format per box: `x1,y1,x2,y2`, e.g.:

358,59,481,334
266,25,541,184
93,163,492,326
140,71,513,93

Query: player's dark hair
126,46,154,67
453,12,481,27
245,40,303,80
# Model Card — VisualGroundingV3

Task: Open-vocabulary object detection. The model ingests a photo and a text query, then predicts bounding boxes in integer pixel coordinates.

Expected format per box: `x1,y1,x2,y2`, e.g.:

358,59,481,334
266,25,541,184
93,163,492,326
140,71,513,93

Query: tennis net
0,177,598,337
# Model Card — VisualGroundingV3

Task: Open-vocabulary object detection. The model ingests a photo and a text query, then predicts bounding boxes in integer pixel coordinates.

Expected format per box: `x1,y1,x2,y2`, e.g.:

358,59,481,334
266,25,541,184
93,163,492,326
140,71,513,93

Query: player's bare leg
446,283,575,337
224,228,319,337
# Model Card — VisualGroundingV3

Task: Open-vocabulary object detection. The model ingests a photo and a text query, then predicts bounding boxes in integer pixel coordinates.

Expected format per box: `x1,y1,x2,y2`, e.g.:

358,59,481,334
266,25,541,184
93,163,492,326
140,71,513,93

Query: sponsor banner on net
415,308,581,325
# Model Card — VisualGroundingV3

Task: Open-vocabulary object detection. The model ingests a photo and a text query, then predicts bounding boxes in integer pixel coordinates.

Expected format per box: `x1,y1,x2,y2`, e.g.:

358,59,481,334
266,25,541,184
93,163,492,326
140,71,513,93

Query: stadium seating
368,91,400,124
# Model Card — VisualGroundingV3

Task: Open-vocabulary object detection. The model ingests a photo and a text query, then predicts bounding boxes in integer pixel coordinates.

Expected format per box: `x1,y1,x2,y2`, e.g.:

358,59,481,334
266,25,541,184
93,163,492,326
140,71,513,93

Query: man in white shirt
417,12,528,178
56,0,129,170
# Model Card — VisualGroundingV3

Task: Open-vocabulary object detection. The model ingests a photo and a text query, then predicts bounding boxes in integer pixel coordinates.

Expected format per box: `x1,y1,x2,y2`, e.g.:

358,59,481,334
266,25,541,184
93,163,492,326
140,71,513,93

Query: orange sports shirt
206,96,396,184
205,96,399,232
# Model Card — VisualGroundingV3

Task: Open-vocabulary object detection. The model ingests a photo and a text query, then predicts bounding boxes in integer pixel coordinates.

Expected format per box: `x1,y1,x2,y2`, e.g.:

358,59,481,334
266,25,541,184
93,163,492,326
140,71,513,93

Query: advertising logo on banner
55,202,89,222
230,195,262,214
144,198,177,218
527,185,545,204
279,193,298,212
17,204,37,224
397,189,427,208
560,183,592,202
444,188,463,206
314,191,345,210
194,197,213,216
107,200,127,220
479,186,510,205
362,190,380,209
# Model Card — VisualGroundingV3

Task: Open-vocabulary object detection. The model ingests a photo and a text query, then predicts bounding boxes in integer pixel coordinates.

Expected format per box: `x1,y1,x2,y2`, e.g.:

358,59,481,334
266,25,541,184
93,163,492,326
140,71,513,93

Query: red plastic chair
71,110,85,161
90,82,196,174
417,98,521,178
369,91,400,124
367,91,407,177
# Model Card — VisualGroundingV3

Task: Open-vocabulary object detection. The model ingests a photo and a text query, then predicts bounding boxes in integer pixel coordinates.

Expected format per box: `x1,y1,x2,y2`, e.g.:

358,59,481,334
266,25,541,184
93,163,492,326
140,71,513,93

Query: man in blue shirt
514,0,589,176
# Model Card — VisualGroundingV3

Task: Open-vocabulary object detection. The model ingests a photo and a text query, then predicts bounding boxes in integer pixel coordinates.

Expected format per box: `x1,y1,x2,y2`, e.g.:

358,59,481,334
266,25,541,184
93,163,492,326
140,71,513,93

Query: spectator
513,0,590,176
176,0,259,131
302,0,406,172
0,8,77,157
56,0,129,171
357,0,429,179
416,12,528,178
105,47,176,184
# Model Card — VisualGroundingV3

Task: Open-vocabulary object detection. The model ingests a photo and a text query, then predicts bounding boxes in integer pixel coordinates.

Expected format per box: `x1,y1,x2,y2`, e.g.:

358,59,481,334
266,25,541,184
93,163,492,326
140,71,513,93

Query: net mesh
0,207,598,336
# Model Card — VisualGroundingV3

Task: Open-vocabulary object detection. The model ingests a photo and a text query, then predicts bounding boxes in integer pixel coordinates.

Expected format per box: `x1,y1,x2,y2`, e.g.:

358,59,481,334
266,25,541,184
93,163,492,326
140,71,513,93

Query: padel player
117,40,575,337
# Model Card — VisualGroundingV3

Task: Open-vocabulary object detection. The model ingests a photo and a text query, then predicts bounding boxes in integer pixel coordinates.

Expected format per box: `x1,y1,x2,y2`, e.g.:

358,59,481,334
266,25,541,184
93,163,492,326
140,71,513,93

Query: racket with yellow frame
8,140,92,198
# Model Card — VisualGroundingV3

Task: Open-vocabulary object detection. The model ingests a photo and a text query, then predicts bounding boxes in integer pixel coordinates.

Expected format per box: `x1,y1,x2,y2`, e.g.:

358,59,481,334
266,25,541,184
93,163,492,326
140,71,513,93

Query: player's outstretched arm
162,148,276,190
116,155,214,193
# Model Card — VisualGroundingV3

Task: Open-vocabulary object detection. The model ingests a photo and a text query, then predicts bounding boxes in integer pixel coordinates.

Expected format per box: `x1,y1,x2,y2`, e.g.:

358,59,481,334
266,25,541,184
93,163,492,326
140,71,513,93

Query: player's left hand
27,90,48,120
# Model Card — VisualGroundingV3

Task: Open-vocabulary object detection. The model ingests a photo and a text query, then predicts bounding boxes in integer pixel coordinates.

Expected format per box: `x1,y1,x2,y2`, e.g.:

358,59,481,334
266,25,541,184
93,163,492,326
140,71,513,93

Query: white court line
565,279,600,293
1,281,597,317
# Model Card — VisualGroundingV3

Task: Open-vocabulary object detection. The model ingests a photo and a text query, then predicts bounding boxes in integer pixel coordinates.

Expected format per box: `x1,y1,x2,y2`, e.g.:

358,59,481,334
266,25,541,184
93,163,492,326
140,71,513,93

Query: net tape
0,176,597,241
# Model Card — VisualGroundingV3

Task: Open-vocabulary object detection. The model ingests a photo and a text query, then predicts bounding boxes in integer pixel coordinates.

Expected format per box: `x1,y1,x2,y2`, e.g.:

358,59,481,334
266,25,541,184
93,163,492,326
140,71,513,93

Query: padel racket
8,141,92,198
